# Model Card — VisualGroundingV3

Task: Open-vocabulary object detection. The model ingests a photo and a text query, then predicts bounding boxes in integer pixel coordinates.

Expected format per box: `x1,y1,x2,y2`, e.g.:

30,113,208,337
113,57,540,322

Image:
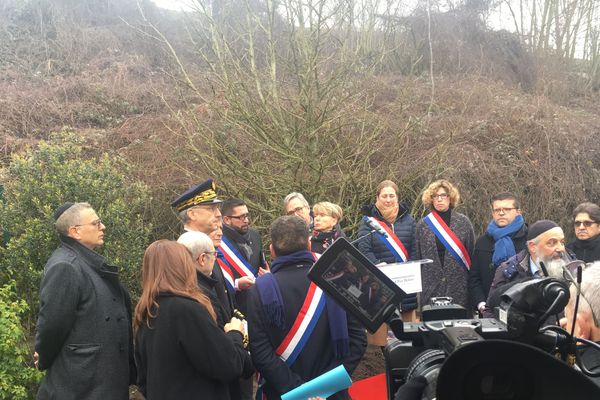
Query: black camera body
384,299,509,398
384,277,600,400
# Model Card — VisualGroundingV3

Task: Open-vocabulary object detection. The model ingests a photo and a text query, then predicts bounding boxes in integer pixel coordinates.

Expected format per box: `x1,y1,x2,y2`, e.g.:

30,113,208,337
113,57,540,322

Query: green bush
0,282,42,400
0,130,152,325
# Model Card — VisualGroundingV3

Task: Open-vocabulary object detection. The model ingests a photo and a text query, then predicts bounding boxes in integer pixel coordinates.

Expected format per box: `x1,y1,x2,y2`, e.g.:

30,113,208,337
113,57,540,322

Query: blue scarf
487,215,524,266
255,250,349,359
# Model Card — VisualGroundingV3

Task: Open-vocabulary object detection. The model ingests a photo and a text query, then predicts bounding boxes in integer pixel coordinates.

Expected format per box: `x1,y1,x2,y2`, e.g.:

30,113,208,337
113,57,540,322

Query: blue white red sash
216,255,235,292
218,236,258,279
366,216,409,262
423,211,472,270
275,281,326,366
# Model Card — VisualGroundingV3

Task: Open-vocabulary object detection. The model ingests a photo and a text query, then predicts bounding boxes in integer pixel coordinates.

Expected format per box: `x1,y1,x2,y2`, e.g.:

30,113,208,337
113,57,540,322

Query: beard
538,254,567,278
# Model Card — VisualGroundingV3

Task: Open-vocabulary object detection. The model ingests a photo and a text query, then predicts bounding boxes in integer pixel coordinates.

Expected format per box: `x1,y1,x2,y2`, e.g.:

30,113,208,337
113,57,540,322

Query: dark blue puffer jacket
356,203,417,310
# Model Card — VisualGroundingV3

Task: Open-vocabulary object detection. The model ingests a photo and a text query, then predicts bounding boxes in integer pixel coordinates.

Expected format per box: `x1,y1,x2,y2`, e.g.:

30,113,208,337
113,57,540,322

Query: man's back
247,260,366,400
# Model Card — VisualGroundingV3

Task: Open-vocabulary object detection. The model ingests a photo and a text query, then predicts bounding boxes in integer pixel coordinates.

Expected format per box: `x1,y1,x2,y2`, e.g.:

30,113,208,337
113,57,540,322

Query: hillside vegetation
2,0,599,237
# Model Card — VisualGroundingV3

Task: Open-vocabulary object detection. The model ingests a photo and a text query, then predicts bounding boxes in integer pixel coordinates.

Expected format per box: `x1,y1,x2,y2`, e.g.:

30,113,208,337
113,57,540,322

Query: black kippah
526,219,559,241
53,202,74,221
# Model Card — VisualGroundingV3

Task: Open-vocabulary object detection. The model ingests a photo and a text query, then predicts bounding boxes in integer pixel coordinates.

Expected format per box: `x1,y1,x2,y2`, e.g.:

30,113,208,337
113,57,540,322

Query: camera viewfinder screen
308,238,405,332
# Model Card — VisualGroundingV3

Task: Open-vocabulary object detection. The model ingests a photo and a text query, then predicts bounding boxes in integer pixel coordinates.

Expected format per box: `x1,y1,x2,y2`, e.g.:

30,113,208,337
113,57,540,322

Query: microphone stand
350,229,380,246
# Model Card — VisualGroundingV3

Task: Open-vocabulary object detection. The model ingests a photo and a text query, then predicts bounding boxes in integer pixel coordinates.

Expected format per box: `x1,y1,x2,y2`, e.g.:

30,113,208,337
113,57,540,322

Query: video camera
308,239,600,400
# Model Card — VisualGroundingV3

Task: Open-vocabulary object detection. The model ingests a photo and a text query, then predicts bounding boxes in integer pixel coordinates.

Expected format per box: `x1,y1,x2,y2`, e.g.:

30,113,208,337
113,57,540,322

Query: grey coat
35,236,134,400
415,211,475,310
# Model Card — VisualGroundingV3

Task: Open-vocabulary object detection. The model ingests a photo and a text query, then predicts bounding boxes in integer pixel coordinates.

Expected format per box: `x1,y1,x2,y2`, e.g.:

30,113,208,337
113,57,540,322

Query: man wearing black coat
178,230,232,328
35,202,135,400
469,192,527,315
172,178,236,322
247,216,367,400
221,198,269,315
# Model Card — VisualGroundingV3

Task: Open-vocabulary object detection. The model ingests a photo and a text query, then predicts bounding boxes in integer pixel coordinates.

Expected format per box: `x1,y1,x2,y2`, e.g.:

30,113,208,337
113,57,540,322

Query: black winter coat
567,235,600,263
357,203,417,310
222,225,267,315
468,224,528,309
35,236,134,400
310,228,347,254
135,294,253,400
197,270,230,328
247,259,367,400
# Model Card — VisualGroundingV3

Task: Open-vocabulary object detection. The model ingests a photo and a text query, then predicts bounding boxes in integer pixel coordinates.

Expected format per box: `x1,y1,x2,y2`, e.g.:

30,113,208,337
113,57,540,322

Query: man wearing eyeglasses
469,192,527,315
35,202,135,400
221,198,269,315
178,231,239,330
171,178,236,319
567,202,600,263
283,192,313,226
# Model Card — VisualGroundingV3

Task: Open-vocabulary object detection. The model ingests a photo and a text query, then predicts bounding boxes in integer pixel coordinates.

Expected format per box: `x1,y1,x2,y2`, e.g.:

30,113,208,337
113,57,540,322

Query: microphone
364,218,388,237
539,261,549,277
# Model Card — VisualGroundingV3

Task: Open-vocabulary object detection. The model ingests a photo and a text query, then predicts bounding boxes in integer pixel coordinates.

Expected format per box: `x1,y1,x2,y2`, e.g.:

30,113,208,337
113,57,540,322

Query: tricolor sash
423,211,472,270
366,216,409,262
216,255,235,293
275,281,326,366
218,236,258,279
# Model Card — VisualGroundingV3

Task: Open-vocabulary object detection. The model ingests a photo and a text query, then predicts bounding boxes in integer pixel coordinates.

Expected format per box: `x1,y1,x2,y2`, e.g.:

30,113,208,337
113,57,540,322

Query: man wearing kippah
484,219,571,316
35,202,135,400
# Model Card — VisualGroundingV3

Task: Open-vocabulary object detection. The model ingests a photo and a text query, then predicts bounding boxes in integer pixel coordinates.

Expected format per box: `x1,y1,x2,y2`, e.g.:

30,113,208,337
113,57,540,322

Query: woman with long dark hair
134,240,251,400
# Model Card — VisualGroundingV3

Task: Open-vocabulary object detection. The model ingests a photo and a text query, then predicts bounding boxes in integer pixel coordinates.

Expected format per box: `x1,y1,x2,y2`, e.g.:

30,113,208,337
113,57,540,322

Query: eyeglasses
574,220,597,228
287,206,306,216
431,193,448,200
492,207,517,215
74,219,103,228
227,214,250,221
203,251,216,256
562,262,600,326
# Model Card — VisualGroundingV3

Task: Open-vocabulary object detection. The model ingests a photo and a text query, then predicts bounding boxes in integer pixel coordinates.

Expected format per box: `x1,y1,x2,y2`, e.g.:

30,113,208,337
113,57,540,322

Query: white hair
283,192,309,211
568,261,600,324
55,202,93,235
177,231,214,260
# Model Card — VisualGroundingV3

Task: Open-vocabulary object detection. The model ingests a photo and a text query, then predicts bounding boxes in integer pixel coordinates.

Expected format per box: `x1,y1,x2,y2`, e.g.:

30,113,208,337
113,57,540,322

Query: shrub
0,282,42,400
0,130,152,326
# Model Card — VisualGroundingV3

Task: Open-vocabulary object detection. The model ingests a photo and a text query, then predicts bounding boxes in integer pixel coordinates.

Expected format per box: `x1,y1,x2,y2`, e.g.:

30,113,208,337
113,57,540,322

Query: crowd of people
32,178,600,399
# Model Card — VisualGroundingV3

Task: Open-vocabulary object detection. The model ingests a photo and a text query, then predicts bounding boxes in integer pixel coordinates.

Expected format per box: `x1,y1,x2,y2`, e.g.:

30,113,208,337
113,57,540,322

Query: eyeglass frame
227,214,250,221
573,220,598,228
492,207,518,215
287,206,307,216
562,262,600,326
431,193,449,200
74,219,103,228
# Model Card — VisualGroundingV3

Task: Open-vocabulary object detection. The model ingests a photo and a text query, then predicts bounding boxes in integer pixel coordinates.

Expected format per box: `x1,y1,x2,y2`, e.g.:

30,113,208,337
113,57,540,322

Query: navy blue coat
356,203,417,310
247,258,367,400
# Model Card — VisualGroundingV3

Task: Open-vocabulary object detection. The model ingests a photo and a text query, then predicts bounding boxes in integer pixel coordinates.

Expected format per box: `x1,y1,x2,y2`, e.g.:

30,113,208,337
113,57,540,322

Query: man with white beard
484,220,572,316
